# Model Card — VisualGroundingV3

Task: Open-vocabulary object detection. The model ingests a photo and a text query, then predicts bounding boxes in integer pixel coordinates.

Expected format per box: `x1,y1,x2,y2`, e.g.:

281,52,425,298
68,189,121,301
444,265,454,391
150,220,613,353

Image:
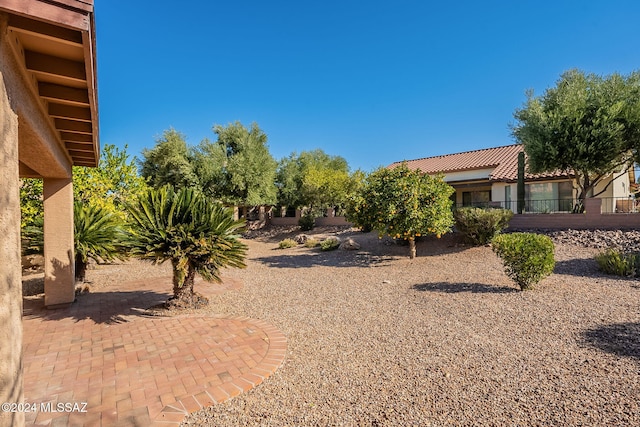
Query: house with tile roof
389,144,634,213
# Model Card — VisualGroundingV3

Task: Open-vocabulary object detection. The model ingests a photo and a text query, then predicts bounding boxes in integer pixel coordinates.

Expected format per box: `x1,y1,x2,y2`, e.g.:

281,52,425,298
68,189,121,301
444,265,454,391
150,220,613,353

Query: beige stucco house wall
0,2,98,426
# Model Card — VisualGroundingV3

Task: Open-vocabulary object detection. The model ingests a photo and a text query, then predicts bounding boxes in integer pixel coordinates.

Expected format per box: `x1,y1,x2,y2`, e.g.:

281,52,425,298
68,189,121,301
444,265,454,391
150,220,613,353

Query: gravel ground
23,228,640,425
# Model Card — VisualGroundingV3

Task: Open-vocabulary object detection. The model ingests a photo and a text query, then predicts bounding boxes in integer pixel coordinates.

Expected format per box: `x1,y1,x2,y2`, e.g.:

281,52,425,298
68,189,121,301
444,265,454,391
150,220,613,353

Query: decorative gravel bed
23,228,640,425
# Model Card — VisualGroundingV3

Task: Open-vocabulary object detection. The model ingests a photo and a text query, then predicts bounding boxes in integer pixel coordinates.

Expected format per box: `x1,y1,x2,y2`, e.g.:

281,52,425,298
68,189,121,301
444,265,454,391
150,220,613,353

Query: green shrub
491,232,555,290
278,238,298,249
304,238,321,248
298,213,315,231
595,249,639,277
320,237,340,251
455,207,513,245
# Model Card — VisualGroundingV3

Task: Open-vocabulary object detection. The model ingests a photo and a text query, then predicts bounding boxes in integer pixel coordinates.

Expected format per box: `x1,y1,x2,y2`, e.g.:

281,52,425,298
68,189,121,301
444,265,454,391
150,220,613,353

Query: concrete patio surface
21,276,287,426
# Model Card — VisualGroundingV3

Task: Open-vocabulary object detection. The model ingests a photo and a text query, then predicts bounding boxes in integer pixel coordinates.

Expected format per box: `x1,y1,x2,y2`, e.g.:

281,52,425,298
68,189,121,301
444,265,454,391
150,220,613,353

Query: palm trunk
172,263,196,306
75,254,87,283
168,262,209,309
408,237,416,259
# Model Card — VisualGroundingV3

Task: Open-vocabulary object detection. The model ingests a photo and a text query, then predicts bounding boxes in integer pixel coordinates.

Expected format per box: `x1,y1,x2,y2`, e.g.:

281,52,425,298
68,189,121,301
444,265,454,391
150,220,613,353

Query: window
462,190,491,207
524,181,573,212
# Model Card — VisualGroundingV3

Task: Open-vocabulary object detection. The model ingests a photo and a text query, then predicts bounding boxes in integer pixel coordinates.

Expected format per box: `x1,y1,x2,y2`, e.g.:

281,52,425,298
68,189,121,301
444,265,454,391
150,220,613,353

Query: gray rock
293,234,309,244
339,237,360,250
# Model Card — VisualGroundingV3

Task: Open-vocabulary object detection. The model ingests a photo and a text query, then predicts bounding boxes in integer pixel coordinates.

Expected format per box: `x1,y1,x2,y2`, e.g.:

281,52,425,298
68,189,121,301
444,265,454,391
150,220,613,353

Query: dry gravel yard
25,228,640,426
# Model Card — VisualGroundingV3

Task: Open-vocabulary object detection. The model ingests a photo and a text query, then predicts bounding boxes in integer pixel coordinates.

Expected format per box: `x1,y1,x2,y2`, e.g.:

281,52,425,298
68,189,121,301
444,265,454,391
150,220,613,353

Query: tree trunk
75,254,87,283
173,265,195,302
408,237,416,260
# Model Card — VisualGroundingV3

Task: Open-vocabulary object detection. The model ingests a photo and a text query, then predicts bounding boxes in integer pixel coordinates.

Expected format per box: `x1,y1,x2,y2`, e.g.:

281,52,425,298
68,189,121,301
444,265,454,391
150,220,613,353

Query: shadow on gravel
413,282,517,294
581,322,640,360
254,251,398,268
553,258,602,277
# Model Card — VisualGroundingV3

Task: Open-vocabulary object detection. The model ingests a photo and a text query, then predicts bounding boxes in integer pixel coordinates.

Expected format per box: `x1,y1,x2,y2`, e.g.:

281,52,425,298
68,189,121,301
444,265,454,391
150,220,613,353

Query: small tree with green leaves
124,186,247,308
74,144,149,219
348,163,455,259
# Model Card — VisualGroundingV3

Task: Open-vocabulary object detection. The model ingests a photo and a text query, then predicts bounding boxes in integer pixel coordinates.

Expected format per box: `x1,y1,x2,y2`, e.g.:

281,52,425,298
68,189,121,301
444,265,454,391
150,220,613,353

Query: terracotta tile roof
389,144,573,182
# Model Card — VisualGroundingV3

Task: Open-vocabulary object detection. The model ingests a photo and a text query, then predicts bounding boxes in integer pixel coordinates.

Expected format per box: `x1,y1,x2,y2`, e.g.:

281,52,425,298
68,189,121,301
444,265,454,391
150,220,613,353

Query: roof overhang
1,0,98,167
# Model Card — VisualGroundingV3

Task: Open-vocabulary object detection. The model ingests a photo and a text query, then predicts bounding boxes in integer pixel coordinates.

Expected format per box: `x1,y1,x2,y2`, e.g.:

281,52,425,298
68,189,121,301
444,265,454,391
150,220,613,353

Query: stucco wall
508,199,640,230
0,30,24,426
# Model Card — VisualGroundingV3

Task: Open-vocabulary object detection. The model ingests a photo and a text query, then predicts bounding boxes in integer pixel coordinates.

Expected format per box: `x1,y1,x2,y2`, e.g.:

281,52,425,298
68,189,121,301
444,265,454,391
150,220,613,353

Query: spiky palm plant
124,186,247,308
74,201,126,282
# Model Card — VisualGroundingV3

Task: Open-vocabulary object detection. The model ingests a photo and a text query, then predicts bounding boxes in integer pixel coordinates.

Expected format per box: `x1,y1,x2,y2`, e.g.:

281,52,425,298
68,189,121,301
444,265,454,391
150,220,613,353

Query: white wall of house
442,168,494,182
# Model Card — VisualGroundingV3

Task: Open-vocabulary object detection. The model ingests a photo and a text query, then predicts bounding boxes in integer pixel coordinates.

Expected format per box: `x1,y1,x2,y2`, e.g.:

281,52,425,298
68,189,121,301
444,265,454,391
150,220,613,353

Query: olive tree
512,69,640,203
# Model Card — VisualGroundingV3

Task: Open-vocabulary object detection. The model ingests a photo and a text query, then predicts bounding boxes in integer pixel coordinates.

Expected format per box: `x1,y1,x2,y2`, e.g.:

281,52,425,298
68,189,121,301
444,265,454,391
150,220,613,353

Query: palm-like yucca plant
124,186,247,308
74,201,126,282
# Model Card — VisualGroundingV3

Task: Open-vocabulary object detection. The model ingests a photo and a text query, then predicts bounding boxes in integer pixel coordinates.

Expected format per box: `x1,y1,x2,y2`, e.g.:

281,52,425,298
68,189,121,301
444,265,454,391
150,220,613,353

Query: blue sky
95,1,640,172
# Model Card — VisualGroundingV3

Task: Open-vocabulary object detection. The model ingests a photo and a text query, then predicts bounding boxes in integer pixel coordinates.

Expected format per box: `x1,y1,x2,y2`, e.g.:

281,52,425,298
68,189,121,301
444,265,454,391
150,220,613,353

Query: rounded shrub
278,238,298,249
298,213,315,231
320,237,340,251
454,207,513,246
491,232,555,290
304,238,321,248
595,249,639,278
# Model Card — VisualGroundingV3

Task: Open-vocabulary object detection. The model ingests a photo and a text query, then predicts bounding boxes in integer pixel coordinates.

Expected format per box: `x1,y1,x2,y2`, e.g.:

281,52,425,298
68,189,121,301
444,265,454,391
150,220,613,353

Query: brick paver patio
22,276,287,426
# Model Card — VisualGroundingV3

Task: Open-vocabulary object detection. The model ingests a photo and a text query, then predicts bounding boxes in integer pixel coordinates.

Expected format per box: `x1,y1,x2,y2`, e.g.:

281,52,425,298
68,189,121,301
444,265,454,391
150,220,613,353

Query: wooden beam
8,14,82,45
55,118,92,133
60,131,92,142
0,0,91,31
25,50,86,81
39,82,89,105
64,142,93,152
67,150,95,159
48,103,91,121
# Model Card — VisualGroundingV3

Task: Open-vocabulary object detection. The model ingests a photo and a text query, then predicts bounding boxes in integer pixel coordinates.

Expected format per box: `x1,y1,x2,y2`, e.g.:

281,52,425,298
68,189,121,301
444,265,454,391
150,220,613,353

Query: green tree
512,69,640,202
74,144,149,217
276,149,355,213
348,163,455,259
20,179,43,229
195,122,277,206
74,202,126,282
140,128,199,189
124,186,247,308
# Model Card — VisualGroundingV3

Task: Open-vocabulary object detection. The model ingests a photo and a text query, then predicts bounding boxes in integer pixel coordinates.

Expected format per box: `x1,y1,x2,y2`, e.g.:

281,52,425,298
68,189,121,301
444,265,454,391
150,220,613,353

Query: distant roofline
391,143,522,166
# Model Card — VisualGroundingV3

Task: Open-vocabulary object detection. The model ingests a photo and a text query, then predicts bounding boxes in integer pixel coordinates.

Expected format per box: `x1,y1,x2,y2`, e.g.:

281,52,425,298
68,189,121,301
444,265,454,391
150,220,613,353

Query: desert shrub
595,249,639,278
278,238,298,249
320,237,340,251
455,207,513,245
299,213,315,231
491,232,555,290
304,238,321,248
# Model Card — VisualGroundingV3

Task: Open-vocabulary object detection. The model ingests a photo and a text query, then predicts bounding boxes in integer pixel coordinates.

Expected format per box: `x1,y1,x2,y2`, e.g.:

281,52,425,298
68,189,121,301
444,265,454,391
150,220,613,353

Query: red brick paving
22,276,286,426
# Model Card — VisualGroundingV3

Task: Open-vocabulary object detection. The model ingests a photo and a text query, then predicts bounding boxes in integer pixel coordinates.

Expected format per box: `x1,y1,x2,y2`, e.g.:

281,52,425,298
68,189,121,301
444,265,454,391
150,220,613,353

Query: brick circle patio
22,277,286,426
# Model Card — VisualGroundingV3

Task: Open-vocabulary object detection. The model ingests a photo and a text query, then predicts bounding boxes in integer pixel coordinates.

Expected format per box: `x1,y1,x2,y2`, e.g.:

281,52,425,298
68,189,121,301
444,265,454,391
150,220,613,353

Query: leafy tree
140,128,199,189
124,186,247,309
195,122,277,207
276,149,355,213
20,179,43,229
74,202,126,282
512,69,640,202
74,144,149,218
348,163,455,259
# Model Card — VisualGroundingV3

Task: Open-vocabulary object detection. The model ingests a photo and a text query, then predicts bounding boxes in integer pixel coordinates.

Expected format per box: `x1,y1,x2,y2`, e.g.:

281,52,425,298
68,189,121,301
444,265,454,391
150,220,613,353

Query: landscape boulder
293,234,309,244
339,237,361,250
